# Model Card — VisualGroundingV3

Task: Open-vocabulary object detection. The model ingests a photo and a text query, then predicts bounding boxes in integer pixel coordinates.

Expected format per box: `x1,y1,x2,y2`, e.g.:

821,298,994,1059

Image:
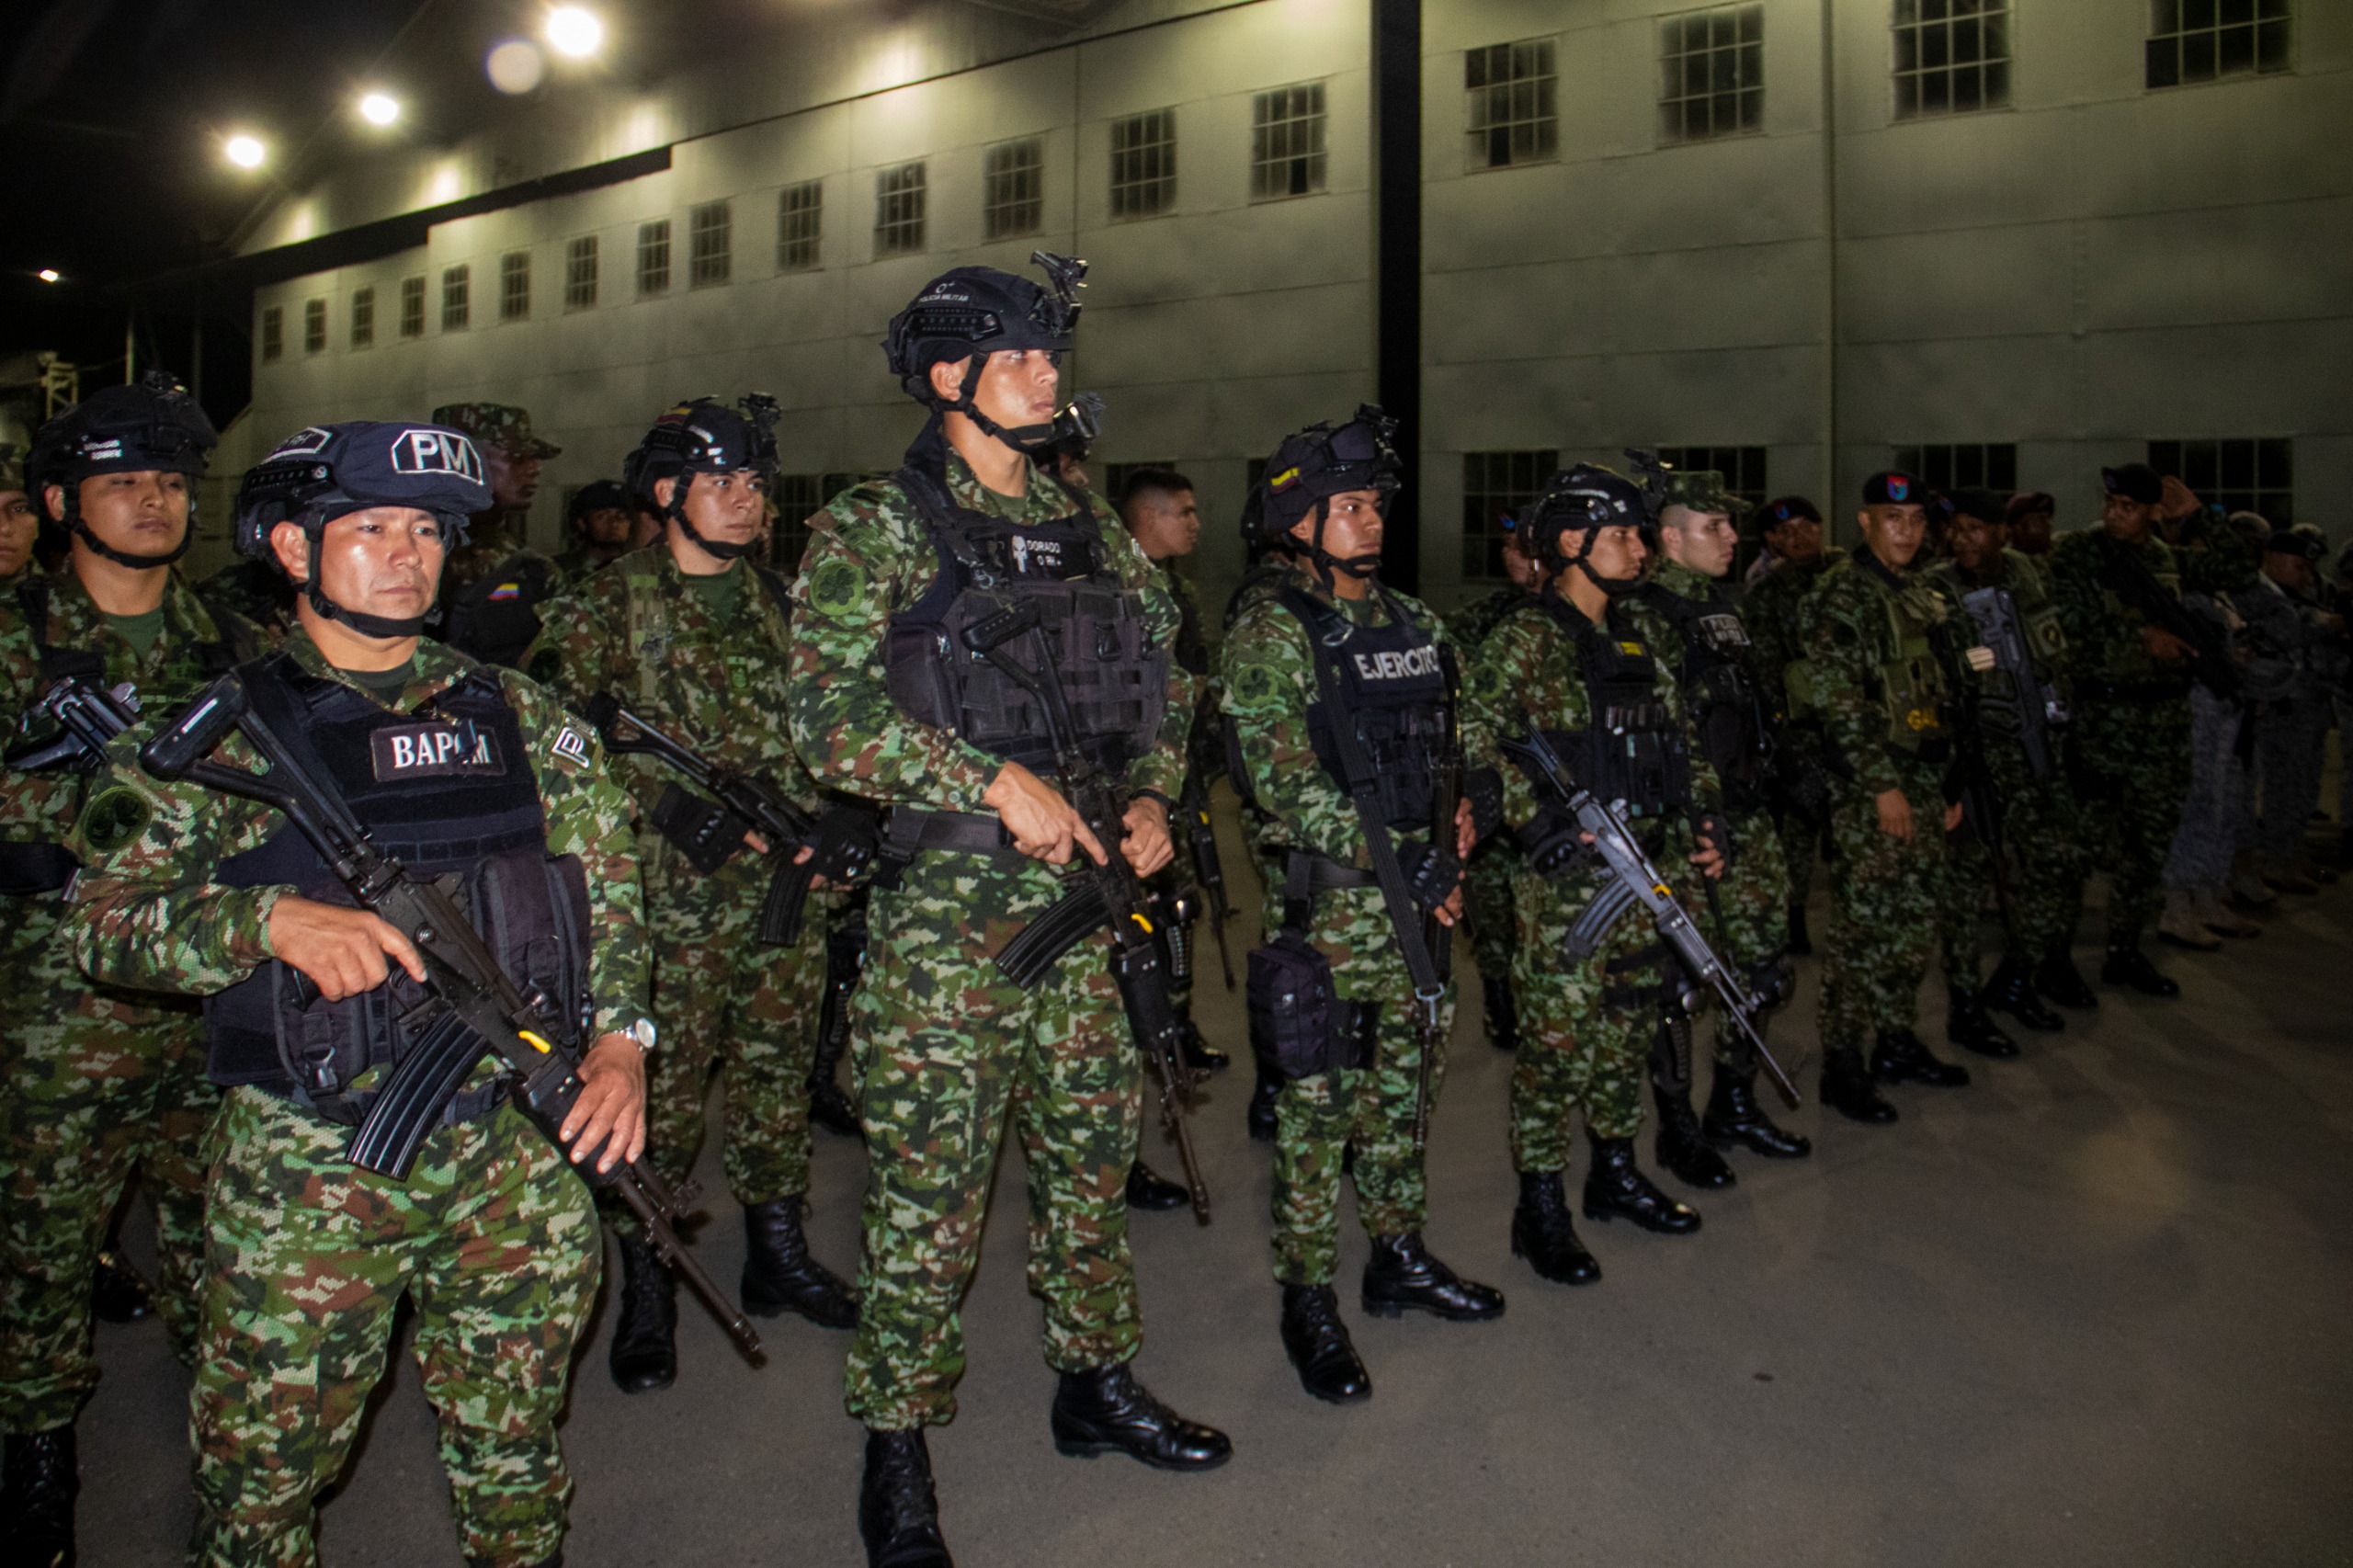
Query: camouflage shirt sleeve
1799,568,1906,798
1461,608,1552,832
1221,588,1364,865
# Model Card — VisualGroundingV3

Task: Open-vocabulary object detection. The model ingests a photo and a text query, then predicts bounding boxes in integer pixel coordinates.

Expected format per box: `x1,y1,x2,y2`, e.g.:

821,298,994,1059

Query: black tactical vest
1638,580,1769,812
204,659,590,1120
1284,585,1453,833
883,463,1167,777
1540,597,1690,823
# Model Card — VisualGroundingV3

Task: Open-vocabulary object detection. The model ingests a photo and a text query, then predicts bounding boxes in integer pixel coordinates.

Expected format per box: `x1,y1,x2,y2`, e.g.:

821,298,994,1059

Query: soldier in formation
1739,494,1839,956
433,403,564,667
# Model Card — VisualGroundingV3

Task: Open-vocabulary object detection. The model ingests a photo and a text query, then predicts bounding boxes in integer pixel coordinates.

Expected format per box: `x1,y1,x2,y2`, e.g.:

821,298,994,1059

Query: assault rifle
1500,723,1801,1108
1958,585,2060,783
6,678,141,775
1414,687,1462,1154
1176,768,1235,991
583,692,875,948
965,600,1210,1224
141,670,762,1362
1927,618,2020,932
2094,535,2241,699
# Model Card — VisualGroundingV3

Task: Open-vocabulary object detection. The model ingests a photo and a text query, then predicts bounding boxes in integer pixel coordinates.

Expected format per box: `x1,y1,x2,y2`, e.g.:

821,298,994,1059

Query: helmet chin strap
65,495,195,570
943,357,1056,453
1301,498,1381,589
1562,528,1640,598
290,522,427,640
665,493,749,562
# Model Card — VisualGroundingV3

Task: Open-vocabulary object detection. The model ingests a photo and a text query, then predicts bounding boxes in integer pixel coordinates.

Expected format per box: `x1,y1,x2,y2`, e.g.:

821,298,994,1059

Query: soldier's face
665,470,764,555
1502,536,1545,589
487,447,540,510
1296,489,1384,561
1948,513,2004,572
2008,507,2054,553
1579,523,1649,583
935,348,1063,433
1859,503,1927,569
279,506,447,621
1123,486,1200,561
1661,506,1737,577
0,490,36,577
579,506,632,547
54,470,189,562
1763,515,1822,562
2102,494,2156,540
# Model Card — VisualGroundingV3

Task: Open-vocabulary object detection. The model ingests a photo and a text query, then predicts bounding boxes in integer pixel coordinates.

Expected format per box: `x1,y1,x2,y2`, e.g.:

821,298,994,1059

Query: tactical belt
1279,848,1380,932
881,806,1021,860
262,1075,508,1131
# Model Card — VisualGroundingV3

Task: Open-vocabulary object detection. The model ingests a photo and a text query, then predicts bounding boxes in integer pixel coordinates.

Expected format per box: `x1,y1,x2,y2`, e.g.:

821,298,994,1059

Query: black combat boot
1871,1027,1972,1088
1178,1018,1228,1073
1279,1284,1371,1403
808,1075,861,1138
1653,1081,1736,1188
1245,1061,1281,1143
2100,940,2180,998
1581,1136,1701,1234
1785,902,1813,957
1125,1161,1188,1212
608,1233,677,1393
1702,1067,1812,1158
90,1249,153,1324
858,1428,952,1568
1820,1047,1898,1124
2,1426,76,1568
467,1556,560,1568
1361,1231,1505,1321
1982,955,2063,1032
1509,1170,1600,1285
1482,975,1519,1052
2034,944,2098,1009
1946,985,2021,1059
1050,1365,1232,1471
742,1198,858,1329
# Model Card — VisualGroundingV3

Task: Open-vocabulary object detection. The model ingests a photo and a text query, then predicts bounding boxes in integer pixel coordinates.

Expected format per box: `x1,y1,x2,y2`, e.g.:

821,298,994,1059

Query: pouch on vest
650,781,749,874
1247,932,1338,1081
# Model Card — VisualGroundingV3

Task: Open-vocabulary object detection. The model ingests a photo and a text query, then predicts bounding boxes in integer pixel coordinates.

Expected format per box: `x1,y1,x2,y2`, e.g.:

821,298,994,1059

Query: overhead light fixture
224,133,267,169
485,40,545,94
37,269,61,283
545,6,604,58
358,91,402,127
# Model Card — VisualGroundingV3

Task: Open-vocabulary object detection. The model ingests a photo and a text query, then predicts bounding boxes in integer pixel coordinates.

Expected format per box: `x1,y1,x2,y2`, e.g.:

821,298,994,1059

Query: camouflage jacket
1155,558,1227,789
1740,547,1844,705
1446,585,1532,651
2049,526,2188,692
62,630,649,1038
1795,550,1957,798
1222,560,1474,866
787,449,1197,812
548,541,619,592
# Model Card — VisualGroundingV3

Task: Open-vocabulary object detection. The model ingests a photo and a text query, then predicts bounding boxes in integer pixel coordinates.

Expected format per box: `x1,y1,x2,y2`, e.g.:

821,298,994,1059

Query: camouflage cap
1659,469,1737,518
427,402,562,459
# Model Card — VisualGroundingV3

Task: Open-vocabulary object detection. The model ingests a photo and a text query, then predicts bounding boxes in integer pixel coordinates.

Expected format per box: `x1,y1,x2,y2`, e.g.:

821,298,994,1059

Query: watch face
631,1018,658,1050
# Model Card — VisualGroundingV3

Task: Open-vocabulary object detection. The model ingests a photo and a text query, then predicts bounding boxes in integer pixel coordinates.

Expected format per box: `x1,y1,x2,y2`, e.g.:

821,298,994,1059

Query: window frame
2148,437,2294,526
1251,82,1329,201
1461,449,1559,584
1893,0,2014,121
301,297,328,355
1465,39,1560,171
1108,108,1178,221
2145,0,2291,90
398,276,426,339
983,138,1046,240
1658,4,1765,145
564,235,598,311
349,286,375,348
259,304,284,362
874,162,928,257
499,250,531,322
637,220,672,297
1891,442,2019,494
688,199,733,288
440,264,471,332
777,180,823,271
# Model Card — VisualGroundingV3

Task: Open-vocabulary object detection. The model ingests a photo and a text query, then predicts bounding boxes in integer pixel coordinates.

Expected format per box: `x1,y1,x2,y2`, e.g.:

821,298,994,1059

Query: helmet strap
1302,497,1381,586
62,486,195,570
938,356,1056,453
663,473,751,562
286,517,430,640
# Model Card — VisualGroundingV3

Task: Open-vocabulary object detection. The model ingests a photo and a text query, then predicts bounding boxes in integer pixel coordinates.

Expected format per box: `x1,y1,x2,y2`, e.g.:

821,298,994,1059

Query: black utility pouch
650,782,748,874
1247,932,1340,1081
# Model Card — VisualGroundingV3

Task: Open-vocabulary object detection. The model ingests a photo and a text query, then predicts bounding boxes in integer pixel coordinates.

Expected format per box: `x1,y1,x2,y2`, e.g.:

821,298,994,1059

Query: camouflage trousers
2068,699,2190,943
1256,880,1449,1286
1699,808,1790,1065
1820,775,1945,1052
2255,696,2333,861
1462,836,1520,986
625,851,826,1230
845,849,1142,1432
2165,687,2253,892
0,898,216,1434
188,1086,597,1568
1940,756,2084,984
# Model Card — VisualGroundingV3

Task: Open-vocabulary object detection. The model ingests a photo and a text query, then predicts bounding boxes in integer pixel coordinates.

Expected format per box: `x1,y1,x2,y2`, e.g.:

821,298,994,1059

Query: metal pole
1371,0,1424,592
1820,0,1839,530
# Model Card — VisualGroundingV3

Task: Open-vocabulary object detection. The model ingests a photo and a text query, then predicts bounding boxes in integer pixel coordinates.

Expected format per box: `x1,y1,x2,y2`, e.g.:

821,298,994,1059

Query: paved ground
72,808,2353,1567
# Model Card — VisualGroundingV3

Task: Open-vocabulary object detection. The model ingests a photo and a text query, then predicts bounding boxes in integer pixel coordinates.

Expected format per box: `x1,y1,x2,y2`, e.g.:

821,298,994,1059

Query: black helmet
1518,461,1654,594
236,420,489,639
883,252,1086,451
622,394,780,562
1239,405,1402,580
566,478,631,529
28,370,217,568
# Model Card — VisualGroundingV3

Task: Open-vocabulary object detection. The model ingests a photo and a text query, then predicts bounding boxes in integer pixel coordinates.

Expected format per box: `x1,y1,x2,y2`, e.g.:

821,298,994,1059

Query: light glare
358,92,401,127
485,40,545,94
37,269,61,283
224,133,267,169
545,6,603,57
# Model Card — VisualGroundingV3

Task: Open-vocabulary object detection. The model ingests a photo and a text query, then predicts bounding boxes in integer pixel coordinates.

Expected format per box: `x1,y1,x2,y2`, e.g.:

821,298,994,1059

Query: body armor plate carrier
1639,582,1769,813
1535,597,1690,824
1289,585,1450,833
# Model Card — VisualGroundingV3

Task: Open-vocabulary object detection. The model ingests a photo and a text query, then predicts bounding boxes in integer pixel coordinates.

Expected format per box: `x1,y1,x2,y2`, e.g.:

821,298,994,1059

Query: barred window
1893,443,2018,492
302,298,327,354
259,305,283,362
1894,0,2011,119
349,287,374,348
2147,0,2290,89
637,220,671,296
983,140,1045,240
1108,109,1177,219
499,251,530,322
767,472,862,578
1657,446,1768,510
564,236,598,310
777,181,823,270
1466,40,1558,169
398,276,426,339
2149,438,2293,525
1660,6,1763,143
1252,83,1328,200
874,163,927,256
440,266,470,331
689,200,732,287
1462,449,1557,582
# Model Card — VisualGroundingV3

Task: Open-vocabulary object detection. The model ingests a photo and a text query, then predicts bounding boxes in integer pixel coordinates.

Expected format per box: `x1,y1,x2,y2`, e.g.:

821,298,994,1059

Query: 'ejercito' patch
370,722,505,780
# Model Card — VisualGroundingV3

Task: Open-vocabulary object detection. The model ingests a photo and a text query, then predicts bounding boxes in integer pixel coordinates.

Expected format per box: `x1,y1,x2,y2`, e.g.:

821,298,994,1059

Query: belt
881,807,1021,859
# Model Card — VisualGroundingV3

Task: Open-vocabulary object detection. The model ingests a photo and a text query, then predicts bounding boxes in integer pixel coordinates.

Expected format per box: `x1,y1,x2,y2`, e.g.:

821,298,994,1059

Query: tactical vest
442,550,557,670
1275,585,1453,833
2006,550,2068,674
1640,580,1768,812
1866,566,1951,756
883,464,1167,777
204,659,589,1122
1535,597,1690,823
2089,535,2185,685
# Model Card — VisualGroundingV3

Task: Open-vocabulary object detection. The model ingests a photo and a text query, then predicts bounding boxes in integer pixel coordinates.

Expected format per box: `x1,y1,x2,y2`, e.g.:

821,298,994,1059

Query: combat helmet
621,394,780,562
28,370,217,567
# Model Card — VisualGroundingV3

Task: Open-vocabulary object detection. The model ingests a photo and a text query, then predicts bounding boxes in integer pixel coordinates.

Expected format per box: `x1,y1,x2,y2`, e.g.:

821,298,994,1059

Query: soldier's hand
1433,884,1465,926
1690,836,1727,880
1454,797,1477,861
1875,788,1915,843
745,830,773,856
266,896,427,1001
984,761,1106,866
1943,800,1966,834
1120,795,1174,877
2158,475,2202,520
564,1034,648,1174
2142,625,2193,663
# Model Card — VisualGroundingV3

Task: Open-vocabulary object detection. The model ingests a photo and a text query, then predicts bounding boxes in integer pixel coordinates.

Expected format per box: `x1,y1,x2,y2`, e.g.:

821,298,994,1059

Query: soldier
1790,472,1971,1124
2154,508,2268,946
431,402,563,667
1631,469,1811,1180
1740,495,1839,956
0,445,37,582
1465,461,1727,1290
1924,487,2079,1042
550,477,635,586
0,374,256,1564
2247,527,2343,892
2006,492,2057,558
2048,463,2196,998
1448,524,1544,1054
1222,408,1500,1405
787,256,1228,1568
528,397,858,1395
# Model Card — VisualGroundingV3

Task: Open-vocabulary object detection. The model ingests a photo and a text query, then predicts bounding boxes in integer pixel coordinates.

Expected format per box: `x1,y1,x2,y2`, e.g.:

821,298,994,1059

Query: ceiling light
37,269,61,283
486,40,545,94
545,6,604,58
358,91,401,127
224,133,267,169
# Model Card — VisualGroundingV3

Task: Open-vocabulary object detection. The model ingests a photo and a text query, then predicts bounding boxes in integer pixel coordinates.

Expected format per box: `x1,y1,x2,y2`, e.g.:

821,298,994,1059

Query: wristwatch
620,1017,657,1056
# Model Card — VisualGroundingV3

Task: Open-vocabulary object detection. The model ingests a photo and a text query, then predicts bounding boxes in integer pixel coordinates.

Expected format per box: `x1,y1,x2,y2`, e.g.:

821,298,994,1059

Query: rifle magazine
347,1000,494,1179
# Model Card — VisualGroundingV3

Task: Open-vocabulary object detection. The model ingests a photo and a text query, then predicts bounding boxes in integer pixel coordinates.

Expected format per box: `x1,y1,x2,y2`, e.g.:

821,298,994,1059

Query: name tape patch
1351,646,1440,681
370,722,505,781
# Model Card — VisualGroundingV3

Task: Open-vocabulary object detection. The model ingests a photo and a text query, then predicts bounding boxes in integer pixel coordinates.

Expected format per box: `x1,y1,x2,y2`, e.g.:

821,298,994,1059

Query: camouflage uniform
1742,549,1844,925
61,630,648,1568
1222,562,1466,1284
432,404,563,669
0,571,251,1438
1447,587,1531,1000
787,450,1195,1431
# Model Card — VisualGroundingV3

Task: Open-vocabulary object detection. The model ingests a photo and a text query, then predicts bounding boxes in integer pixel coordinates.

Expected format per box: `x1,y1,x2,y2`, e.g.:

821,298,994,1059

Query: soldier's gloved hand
1522,812,1596,877
1398,841,1464,916
1120,794,1174,877
984,760,1107,866
266,895,427,1002
564,1034,649,1174
1463,767,1505,846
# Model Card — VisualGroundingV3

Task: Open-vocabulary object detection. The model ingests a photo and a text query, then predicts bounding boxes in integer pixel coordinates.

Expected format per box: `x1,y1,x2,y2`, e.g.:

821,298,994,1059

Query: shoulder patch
82,786,153,857
550,722,593,771
807,557,870,619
